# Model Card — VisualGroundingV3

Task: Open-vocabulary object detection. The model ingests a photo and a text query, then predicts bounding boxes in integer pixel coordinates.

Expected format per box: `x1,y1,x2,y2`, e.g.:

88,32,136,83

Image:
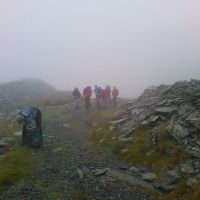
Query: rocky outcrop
110,79,200,158
109,79,200,192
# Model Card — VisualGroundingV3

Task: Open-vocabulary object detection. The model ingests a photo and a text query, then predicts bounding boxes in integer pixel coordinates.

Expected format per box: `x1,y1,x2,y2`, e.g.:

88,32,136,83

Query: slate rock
153,181,174,192
168,120,190,143
180,160,195,175
141,173,157,181
155,107,177,115
129,166,140,174
95,168,110,176
186,178,200,188
185,112,200,129
118,137,133,142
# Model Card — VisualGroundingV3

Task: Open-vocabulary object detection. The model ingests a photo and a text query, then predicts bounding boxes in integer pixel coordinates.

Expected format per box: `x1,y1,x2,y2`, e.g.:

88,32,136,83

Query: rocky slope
110,79,200,192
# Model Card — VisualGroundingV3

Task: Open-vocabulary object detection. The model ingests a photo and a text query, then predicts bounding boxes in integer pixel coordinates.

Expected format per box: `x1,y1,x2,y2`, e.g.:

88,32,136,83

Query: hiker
101,87,108,109
16,107,43,147
94,85,101,109
72,87,81,109
112,87,119,107
106,85,111,105
83,86,92,111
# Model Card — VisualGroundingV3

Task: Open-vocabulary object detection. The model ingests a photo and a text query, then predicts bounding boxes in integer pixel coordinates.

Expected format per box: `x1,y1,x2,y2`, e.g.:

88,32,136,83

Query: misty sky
1,0,200,97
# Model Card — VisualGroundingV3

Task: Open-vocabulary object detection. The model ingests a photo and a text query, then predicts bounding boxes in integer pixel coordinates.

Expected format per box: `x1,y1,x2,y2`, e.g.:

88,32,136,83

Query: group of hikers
15,86,119,148
72,85,119,110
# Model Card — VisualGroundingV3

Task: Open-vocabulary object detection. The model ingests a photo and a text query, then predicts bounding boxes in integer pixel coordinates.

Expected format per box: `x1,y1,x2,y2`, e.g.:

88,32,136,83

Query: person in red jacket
83,86,92,111
112,87,119,107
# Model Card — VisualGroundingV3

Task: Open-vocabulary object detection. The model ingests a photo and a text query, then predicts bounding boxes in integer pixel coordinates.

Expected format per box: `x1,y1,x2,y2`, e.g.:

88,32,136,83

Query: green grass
0,119,44,191
90,110,190,175
90,109,195,200
0,119,20,135
161,177,200,200
68,189,90,200
0,146,33,191
115,124,189,174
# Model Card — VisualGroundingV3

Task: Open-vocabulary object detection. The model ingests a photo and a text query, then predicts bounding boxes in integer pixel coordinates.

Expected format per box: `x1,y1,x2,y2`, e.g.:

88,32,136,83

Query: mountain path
1,105,154,200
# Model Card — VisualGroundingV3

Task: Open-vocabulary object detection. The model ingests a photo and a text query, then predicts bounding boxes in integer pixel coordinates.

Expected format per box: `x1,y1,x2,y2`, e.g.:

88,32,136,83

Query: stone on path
118,137,133,142
76,167,84,180
141,173,157,181
153,181,174,192
95,168,110,176
120,149,129,153
53,148,62,152
14,131,22,136
106,169,157,191
63,124,70,128
129,166,140,174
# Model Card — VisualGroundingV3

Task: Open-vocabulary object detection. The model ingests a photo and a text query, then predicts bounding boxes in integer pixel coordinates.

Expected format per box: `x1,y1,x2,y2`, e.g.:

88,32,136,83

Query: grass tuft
0,146,33,191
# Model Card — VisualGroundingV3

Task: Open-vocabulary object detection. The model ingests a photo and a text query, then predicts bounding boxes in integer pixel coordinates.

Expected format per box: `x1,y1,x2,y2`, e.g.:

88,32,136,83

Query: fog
0,0,200,97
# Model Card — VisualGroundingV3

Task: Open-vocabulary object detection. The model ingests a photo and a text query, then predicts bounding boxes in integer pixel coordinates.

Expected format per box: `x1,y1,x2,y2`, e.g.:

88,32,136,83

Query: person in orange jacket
112,87,119,107
83,86,92,111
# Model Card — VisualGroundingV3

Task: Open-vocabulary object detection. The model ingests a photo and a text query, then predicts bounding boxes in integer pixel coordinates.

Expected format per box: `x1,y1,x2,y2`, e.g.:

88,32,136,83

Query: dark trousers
113,96,118,107
85,97,91,111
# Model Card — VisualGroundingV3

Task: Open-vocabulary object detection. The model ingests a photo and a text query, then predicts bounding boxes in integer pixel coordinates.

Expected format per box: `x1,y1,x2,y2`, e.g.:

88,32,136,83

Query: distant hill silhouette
0,78,72,112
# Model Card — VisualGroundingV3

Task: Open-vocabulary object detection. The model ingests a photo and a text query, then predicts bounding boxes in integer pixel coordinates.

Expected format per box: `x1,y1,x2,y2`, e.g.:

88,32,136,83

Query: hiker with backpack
16,107,43,148
94,85,101,109
72,87,81,109
101,87,109,109
83,86,92,111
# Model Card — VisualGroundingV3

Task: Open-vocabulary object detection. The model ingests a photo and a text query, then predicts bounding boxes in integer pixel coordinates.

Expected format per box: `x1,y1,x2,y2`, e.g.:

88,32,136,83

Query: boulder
193,159,200,171
131,108,143,118
142,115,161,126
180,160,195,175
168,120,190,144
185,112,200,129
187,149,200,158
129,166,140,174
186,178,200,188
155,107,177,115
